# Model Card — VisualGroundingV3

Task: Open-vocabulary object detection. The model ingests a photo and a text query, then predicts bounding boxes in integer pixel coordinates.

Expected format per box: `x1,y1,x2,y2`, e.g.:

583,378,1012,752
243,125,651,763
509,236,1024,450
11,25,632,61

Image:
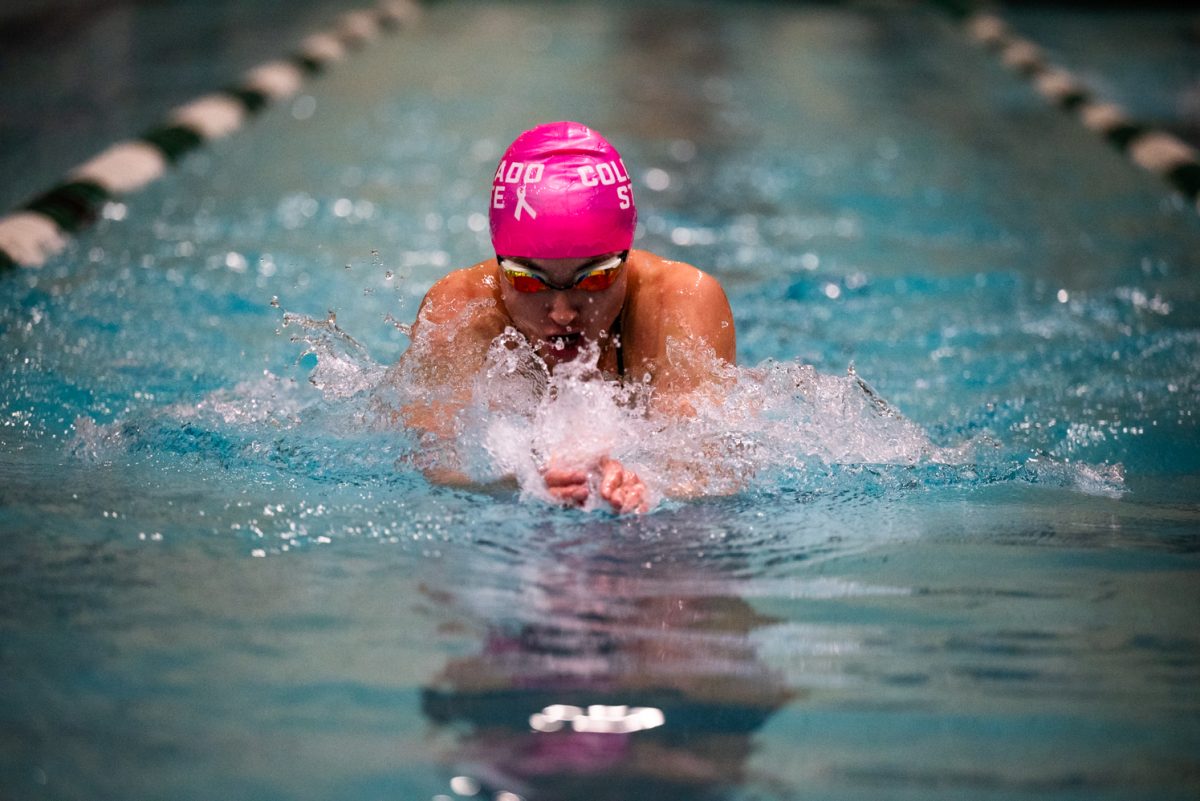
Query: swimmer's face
496,251,629,369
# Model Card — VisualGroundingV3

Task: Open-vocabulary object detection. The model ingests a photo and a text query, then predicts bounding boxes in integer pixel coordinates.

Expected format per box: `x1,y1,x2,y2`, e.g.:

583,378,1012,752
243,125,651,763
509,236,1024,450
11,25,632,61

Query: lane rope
948,3,1200,213
0,0,422,271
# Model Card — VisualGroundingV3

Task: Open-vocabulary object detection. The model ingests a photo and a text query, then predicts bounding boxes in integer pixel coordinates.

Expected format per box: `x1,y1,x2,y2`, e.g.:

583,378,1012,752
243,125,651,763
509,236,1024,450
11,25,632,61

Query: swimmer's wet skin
392,121,736,513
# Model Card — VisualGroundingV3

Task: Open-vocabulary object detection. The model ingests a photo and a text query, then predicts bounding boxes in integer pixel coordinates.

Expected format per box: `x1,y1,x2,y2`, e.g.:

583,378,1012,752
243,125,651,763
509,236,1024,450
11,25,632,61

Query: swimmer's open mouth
546,333,583,351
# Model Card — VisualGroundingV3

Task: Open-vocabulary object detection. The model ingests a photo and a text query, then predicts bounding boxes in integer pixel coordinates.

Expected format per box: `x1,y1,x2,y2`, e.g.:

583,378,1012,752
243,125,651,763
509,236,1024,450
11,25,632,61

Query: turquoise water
2,1,1199,799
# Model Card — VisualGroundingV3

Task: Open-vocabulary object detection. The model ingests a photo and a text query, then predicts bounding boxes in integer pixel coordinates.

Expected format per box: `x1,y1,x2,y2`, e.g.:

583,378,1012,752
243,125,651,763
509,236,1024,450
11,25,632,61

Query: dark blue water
2,2,1199,800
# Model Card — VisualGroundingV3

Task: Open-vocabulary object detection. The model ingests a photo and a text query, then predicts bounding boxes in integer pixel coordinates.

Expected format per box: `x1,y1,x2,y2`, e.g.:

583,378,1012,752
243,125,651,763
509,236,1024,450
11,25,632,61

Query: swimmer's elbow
650,392,698,418
420,465,475,487
420,465,519,496
660,471,743,500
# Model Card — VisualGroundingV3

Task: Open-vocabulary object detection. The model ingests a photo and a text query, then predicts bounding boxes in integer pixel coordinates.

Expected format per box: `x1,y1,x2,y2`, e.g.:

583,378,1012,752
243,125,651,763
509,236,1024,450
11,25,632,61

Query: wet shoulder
428,261,503,302
628,250,723,302
418,261,506,325
624,249,736,366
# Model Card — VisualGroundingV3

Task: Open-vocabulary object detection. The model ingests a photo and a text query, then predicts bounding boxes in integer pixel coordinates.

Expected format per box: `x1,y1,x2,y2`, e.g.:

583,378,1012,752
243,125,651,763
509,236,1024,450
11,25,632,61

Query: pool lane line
0,0,422,273
949,5,1200,213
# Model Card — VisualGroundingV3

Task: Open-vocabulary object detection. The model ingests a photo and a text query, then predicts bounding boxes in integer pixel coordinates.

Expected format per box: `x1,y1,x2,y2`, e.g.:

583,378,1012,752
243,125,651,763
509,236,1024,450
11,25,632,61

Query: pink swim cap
489,121,637,259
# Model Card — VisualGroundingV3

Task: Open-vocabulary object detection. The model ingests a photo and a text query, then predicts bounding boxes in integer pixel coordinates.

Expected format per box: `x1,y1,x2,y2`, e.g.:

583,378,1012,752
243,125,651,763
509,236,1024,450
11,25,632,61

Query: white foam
69,308,1123,506
69,415,127,463
383,316,968,508
283,310,384,399
173,372,308,427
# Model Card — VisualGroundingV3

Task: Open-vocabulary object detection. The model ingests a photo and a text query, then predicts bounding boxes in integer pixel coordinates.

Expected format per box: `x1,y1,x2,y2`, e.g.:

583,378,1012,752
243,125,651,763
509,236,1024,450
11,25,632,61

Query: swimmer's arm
644,268,740,498
645,266,737,414
389,265,508,487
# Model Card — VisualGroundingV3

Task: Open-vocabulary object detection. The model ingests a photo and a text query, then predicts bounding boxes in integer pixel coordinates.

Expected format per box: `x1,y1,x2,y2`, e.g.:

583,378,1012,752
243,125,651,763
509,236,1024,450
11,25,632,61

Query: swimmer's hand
540,457,649,514
599,457,650,514
541,463,591,506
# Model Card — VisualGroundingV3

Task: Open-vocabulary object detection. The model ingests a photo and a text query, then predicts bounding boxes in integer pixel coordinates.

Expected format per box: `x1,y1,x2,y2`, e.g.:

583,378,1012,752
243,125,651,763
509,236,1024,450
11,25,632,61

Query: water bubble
449,777,480,796
470,138,498,161
668,138,697,162
102,202,127,221
225,252,248,273
291,95,316,120
644,168,671,191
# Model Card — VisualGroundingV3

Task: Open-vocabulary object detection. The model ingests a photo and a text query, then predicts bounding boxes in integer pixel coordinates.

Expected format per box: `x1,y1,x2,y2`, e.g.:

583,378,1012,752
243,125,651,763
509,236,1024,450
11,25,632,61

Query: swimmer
394,121,735,513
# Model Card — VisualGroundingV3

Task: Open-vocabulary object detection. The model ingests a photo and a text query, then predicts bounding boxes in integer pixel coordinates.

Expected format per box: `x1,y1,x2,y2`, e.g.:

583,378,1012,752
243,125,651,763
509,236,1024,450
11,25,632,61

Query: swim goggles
498,252,626,293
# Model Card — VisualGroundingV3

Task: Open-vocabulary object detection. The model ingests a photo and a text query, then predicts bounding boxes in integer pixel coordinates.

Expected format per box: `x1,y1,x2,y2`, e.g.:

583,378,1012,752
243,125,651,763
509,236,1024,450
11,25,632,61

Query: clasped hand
541,456,649,514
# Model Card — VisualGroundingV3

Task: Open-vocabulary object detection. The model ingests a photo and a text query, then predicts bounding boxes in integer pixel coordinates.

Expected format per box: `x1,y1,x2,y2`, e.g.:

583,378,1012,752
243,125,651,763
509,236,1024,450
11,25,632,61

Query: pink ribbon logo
514,185,537,221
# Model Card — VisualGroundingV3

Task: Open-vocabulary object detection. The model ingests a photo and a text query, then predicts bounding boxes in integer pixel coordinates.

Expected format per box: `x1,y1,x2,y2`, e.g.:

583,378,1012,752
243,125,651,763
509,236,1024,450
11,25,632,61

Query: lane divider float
962,7,1200,213
0,0,421,271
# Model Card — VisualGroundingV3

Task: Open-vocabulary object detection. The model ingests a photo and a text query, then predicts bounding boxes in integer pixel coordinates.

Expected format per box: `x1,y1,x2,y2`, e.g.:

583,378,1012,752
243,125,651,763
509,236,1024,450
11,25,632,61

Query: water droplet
644,168,671,191
224,252,248,273
291,94,316,120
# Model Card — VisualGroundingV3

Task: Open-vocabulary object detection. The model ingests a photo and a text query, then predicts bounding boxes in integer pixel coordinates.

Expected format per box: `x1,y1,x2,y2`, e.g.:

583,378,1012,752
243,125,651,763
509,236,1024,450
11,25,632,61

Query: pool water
2,1,1199,800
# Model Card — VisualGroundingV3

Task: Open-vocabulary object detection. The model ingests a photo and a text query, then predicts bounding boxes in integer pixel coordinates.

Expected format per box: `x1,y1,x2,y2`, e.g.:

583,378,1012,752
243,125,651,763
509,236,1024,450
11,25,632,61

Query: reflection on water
0,1,1197,799
421,519,794,801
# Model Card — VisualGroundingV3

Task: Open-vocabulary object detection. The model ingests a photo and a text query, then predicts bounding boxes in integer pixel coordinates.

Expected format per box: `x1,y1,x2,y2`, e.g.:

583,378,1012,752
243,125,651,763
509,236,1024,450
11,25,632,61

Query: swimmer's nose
547,292,578,327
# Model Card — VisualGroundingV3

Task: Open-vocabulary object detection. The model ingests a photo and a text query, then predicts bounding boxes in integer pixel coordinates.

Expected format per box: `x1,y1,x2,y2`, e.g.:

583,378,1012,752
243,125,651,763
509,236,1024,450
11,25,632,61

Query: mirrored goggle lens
504,270,549,292
499,254,624,293
573,264,620,291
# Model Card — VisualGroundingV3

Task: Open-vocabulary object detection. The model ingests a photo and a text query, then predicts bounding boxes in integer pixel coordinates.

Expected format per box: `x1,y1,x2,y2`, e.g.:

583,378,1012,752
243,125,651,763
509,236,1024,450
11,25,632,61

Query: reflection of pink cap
489,121,637,259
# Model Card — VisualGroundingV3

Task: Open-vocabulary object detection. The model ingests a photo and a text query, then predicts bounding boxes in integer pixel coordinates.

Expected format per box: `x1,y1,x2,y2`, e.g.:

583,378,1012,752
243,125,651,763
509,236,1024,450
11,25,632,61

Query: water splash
66,307,1126,505
282,309,383,399
373,306,1125,505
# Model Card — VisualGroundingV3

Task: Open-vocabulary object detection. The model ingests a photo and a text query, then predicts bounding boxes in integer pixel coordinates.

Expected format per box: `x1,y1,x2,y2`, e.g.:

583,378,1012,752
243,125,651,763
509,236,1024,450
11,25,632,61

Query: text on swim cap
496,161,545,184
491,159,633,212
577,159,631,187
492,159,631,186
